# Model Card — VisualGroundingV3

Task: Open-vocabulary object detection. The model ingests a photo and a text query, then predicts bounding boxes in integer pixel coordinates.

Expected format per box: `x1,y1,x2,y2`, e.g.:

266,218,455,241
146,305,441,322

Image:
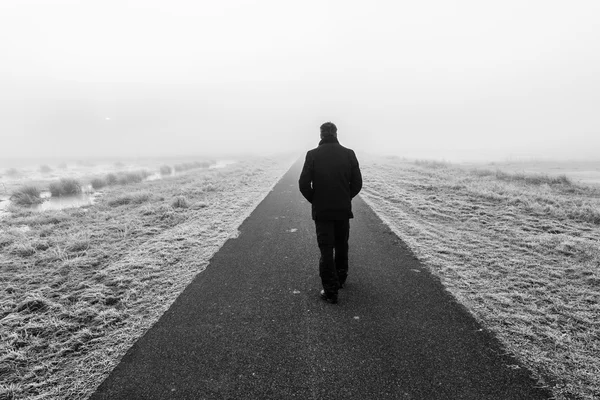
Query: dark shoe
320,290,338,304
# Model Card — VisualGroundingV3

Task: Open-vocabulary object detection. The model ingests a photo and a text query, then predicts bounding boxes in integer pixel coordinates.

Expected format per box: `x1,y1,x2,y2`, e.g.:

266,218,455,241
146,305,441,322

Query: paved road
90,161,552,400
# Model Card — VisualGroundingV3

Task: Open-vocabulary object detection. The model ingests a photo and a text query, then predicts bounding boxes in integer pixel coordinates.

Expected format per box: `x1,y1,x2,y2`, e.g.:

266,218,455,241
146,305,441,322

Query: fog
1,0,599,162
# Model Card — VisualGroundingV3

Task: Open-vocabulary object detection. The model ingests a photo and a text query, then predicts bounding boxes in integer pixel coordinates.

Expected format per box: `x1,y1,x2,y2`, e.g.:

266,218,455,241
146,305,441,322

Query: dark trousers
315,219,350,295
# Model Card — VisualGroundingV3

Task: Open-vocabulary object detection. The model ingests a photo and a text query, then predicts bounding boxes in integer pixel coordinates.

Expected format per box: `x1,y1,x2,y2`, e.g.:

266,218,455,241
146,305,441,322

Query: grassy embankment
360,156,600,400
0,156,293,400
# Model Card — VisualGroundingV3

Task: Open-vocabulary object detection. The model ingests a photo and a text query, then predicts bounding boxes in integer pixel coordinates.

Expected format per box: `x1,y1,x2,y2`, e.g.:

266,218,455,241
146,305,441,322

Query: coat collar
318,136,339,146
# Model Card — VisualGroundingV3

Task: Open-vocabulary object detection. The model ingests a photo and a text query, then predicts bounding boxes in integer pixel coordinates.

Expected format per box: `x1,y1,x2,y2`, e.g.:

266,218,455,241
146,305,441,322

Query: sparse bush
66,239,89,253
5,168,21,177
115,170,151,185
49,178,82,197
105,173,118,186
90,178,106,190
10,186,44,206
159,165,172,175
117,172,143,185
471,169,495,178
203,183,217,192
193,201,209,209
39,165,52,173
171,196,189,209
62,179,82,195
193,161,212,168
107,192,151,207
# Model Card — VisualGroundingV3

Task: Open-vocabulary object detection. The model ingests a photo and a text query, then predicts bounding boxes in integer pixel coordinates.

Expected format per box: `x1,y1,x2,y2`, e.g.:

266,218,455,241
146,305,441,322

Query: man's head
320,122,337,139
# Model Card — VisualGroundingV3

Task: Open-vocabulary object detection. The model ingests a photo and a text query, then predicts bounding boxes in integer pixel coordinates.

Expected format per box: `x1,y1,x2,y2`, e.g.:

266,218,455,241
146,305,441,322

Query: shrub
471,169,495,178
5,168,20,177
159,165,173,175
105,173,118,186
66,239,90,253
90,178,106,190
49,178,82,197
39,165,52,173
10,186,44,206
108,192,151,207
203,183,217,192
57,162,68,169
115,170,151,185
117,172,143,185
171,196,189,209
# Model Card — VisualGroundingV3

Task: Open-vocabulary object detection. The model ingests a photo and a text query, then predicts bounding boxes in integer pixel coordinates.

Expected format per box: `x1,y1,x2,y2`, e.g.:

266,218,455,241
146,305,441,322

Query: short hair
320,122,337,137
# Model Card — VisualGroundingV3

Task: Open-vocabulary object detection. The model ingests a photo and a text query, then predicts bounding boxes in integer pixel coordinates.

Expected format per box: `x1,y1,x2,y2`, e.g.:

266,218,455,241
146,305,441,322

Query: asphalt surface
90,161,552,400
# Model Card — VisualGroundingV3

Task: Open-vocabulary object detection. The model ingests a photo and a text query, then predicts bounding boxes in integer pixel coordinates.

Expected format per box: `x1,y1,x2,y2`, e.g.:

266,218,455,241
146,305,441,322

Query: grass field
360,156,600,400
0,155,294,400
464,160,600,187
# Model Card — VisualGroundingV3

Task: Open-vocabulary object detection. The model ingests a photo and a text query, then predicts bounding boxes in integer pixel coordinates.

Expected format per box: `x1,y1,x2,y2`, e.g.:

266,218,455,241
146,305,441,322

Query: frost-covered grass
9,186,44,206
90,178,106,190
49,178,82,197
361,156,600,400
39,165,52,174
115,171,149,185
173,160,212,172
0,155,294,400
159,165,172,175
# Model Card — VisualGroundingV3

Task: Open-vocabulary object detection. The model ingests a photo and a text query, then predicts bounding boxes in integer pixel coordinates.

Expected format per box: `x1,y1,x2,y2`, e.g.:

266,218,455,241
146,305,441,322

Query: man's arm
299,152,315,203
349,150,362,198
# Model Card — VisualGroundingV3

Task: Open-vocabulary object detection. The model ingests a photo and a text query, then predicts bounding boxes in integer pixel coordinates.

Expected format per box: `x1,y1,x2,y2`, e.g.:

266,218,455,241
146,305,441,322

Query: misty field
0,155,293,400
361,156,600,400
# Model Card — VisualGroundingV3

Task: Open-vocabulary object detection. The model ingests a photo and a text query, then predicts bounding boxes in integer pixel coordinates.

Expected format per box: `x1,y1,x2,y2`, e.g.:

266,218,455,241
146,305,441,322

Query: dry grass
360,156,600,400
90,179,106,190
115,171,149,185
49,179,82,197
0,155,294,400
159,165,172,175
9,187,44,207
171,196,189,209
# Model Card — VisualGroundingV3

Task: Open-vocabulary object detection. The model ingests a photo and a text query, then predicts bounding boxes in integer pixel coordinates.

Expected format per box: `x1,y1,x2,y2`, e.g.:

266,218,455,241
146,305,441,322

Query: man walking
299,122,362,304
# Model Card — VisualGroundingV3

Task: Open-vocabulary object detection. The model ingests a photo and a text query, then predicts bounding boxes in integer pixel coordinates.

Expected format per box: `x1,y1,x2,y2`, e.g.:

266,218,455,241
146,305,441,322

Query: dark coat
298,136,362,220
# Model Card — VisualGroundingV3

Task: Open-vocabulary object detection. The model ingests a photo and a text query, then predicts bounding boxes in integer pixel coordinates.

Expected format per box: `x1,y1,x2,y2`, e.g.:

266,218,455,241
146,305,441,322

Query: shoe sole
320,293,338,304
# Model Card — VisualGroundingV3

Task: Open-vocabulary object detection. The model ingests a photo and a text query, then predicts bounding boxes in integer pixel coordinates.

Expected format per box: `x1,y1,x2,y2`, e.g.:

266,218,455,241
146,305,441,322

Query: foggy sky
1,0,599,161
